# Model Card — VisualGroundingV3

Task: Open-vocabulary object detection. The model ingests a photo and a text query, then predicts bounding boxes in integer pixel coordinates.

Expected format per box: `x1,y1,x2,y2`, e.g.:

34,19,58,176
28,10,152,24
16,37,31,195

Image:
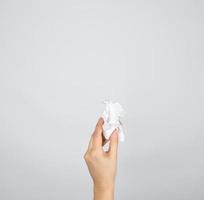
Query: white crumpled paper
101,100,125,142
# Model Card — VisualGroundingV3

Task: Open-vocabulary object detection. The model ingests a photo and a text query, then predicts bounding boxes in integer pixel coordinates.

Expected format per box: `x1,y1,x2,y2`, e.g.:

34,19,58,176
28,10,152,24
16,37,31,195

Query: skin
84,118,119,200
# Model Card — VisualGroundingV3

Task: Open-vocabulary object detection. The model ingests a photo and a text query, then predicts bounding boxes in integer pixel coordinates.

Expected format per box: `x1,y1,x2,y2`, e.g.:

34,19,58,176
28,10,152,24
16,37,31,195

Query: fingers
108,129,119,157
86,118,119,156
91,117,104,149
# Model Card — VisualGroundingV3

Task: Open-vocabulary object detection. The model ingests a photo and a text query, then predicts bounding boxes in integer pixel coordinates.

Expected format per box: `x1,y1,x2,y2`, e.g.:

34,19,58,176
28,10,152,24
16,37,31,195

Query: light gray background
0,0,204,199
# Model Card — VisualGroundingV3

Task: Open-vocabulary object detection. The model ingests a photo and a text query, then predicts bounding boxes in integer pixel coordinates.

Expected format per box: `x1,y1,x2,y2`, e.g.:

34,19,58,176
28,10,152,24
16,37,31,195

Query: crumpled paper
101,100,125,142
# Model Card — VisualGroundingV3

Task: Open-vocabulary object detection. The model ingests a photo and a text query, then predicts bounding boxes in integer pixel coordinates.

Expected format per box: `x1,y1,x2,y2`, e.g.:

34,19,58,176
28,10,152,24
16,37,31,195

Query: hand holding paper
84,118,119,200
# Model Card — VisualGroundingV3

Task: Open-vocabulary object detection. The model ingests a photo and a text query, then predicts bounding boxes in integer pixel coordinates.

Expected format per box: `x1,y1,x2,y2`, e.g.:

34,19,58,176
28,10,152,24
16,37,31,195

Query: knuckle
84,149,101,162
83,152,89,161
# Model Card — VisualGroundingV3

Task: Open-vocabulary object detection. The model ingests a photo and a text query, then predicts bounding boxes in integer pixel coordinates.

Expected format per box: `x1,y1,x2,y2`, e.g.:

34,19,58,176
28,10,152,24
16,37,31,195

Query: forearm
94,185,114,200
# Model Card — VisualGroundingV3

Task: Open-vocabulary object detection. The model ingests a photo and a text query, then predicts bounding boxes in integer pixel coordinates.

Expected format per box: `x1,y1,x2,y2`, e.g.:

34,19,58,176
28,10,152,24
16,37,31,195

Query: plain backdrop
0,0,204,199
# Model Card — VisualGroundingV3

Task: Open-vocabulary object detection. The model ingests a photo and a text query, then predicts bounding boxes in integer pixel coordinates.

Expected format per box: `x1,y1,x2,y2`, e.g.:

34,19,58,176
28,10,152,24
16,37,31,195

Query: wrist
94,180,115,192
94,183,115,193
94,185,114,200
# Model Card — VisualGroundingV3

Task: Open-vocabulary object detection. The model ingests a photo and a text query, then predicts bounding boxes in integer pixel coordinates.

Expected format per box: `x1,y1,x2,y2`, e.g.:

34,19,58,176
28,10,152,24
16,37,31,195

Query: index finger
92,117,104,149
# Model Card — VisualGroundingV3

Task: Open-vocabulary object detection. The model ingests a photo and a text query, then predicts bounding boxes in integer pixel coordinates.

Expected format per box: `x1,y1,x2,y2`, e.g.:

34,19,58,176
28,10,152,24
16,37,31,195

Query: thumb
109,128,119,157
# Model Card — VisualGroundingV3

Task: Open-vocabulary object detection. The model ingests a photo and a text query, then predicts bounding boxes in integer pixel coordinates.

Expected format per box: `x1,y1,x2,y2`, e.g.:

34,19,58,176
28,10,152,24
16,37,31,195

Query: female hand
84,118,119,200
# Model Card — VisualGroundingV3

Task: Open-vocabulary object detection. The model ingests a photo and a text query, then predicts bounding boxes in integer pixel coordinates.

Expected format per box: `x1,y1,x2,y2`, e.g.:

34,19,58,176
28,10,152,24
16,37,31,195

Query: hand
84,118,119,200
